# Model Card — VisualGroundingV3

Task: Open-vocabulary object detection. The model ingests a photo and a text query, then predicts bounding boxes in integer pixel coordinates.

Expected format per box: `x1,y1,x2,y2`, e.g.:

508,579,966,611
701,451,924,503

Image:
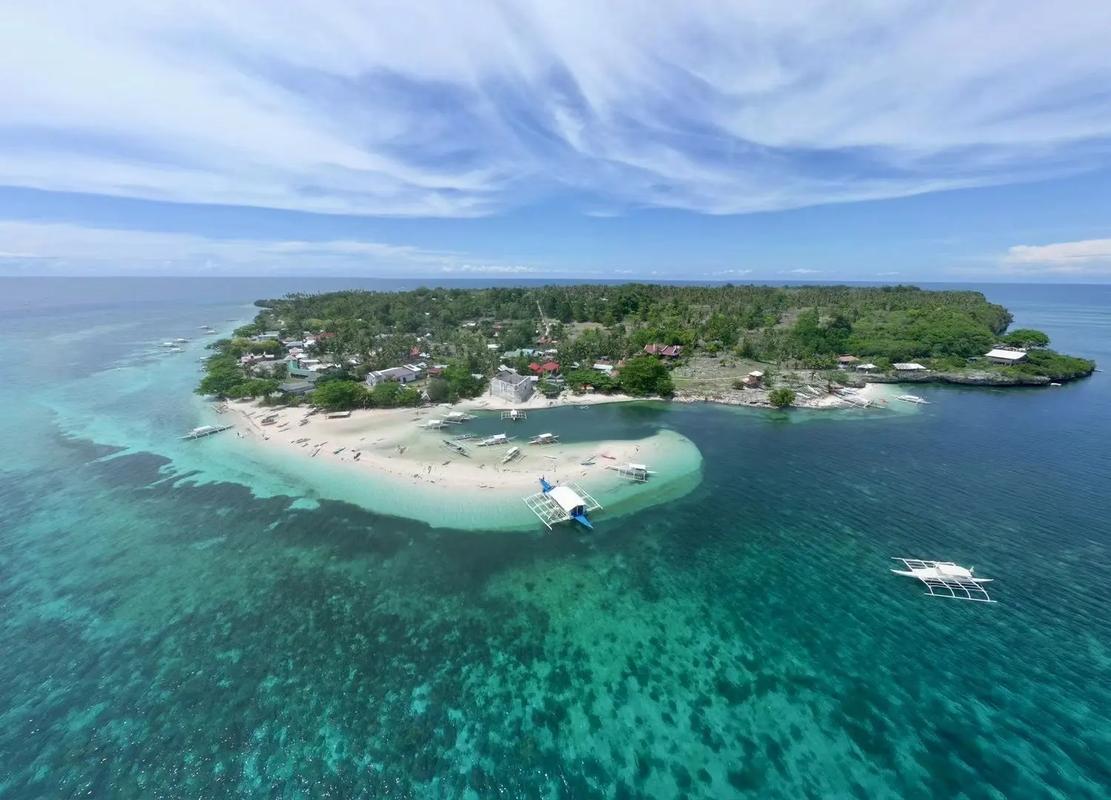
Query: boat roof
548,486,584,512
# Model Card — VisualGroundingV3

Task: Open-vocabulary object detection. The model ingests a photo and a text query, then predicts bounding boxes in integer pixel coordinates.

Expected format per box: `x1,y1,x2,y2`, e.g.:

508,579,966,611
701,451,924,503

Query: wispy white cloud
785,268,821,275
876,271,902,277
0,220,528,276
440,264,538,274
2,2,1110,218
1002,237,1111,275
708,268,753,276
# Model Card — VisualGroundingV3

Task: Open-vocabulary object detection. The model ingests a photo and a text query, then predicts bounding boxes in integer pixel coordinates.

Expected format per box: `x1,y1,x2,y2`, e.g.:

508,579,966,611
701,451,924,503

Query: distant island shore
196,283,1095,415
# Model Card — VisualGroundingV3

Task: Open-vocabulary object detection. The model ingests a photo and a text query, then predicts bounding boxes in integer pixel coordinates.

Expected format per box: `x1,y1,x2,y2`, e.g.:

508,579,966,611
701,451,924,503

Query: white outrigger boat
523,477,603,530
419,418,447,430
528,432,559,445
181,424,233,440
476,433,513,447
606,462,655,483
443,411,475,424
891,558,994,602
896,394,930,405
501,409,527,422
501,446,521,464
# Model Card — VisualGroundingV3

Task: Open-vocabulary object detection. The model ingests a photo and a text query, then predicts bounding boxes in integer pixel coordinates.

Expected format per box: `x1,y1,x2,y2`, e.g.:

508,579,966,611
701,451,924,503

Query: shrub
768,387,796,408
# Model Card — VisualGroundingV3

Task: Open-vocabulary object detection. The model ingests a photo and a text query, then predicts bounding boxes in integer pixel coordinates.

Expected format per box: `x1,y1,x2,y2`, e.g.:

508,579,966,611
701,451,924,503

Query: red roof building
644,343,683,357
528,361,560,375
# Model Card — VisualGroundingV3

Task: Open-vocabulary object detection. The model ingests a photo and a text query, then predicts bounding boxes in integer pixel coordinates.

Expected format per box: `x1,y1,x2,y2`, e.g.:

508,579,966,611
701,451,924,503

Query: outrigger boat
528,432,559,445
181,424,232,440
891,558,994,602
606,462,655,482
442,439,470,457
501,446,521,464
419,418,447,430
501,409,527,422
523,477,603,530
896,394,930,405
443,411,475,424
476,433,513,447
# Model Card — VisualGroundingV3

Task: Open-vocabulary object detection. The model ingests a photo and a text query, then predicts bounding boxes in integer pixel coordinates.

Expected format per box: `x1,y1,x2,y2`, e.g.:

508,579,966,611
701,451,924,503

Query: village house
502,348,539,359
528,361,560,377
743,370,764,388
643,343,684,358
365,365,423,387
837,355,860,369
893,362,927,371
490,368,534,403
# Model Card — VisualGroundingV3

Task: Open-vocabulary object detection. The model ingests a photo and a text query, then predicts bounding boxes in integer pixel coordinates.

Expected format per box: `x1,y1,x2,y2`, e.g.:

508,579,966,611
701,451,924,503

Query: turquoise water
1,279,1109,798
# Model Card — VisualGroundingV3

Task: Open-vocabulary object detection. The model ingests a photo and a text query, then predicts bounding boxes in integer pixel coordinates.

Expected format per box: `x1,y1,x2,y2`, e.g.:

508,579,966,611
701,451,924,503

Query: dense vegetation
196,283,1094,404
252,283,1017,368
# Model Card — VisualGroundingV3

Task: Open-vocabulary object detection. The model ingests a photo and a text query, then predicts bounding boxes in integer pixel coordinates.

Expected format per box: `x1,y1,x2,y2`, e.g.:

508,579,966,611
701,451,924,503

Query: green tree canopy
617,356,674,397
312,380,369,411
1001,328,1050,348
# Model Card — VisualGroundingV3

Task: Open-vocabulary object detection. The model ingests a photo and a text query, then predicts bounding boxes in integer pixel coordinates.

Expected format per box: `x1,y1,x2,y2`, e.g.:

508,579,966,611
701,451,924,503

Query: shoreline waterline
220,399,706,531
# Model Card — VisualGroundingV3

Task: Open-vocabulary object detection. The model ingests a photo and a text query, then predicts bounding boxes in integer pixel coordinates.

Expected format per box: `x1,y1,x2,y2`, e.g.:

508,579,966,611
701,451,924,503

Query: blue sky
1,2,1110,281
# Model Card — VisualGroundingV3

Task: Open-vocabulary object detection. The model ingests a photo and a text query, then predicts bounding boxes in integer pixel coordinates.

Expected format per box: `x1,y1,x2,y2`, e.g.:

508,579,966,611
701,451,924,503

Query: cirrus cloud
1,2,1110,219
0,220,531,277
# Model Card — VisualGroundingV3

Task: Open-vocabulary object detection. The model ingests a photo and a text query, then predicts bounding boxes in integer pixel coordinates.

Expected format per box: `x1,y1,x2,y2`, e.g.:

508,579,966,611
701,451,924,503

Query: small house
893,362,927,371
644,343,684,358
529,361,560,376
491,369,534,403
837,355,860,369
985,348,1028,365
743,370,764,388
855,363,878,372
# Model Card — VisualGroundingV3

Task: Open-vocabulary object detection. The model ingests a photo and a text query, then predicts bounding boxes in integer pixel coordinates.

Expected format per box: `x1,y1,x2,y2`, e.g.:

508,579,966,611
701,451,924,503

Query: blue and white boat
523,477,603,530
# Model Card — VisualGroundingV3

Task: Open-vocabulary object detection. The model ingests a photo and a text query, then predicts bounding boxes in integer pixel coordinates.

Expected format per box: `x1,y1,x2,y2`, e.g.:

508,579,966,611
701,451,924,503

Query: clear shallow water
0,278,1109,799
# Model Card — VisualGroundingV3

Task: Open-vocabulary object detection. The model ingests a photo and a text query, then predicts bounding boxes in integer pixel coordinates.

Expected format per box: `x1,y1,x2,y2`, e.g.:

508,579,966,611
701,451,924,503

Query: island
198,284,1095,411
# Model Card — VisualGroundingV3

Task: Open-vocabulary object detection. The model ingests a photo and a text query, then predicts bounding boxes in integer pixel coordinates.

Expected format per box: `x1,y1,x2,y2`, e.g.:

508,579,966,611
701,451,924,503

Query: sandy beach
225,397,687,504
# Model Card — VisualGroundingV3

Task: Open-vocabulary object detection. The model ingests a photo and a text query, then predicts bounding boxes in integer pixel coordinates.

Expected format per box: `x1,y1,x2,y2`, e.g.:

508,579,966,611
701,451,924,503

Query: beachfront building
287,363,322,382
278,379,315,396
593,363,614,375
837,355,860,369
491,368,534,403
855,362,878,373
985,348,1028,365
893,362,927,371
743,370,764,388
366,365,423,387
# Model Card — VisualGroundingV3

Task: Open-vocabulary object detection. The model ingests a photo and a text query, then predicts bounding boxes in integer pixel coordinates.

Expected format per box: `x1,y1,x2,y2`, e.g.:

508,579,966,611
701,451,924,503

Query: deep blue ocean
0,278,1108,799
